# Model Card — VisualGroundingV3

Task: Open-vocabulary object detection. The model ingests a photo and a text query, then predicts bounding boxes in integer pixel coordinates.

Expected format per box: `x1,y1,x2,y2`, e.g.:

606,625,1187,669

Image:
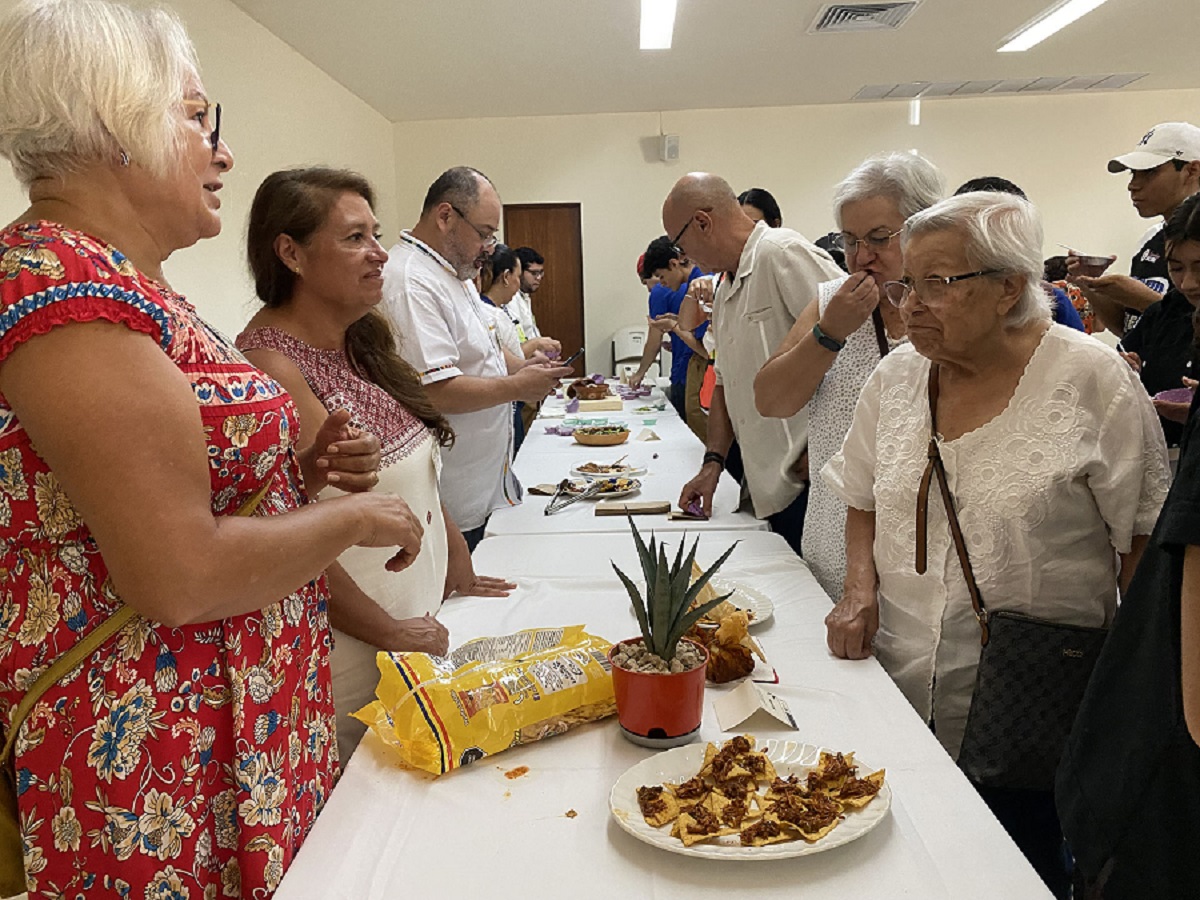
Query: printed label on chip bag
354,626,615,775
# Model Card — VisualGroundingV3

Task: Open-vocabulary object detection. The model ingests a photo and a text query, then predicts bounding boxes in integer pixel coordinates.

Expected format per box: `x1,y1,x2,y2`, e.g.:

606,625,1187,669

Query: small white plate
609,739,890,860
707,577,775,628
571,461,648,479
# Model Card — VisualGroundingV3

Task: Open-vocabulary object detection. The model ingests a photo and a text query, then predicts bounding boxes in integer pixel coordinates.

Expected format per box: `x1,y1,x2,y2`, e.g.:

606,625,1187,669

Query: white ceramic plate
565,477,642,499
571,461,648,479
706,577,775,628
609,739,890,860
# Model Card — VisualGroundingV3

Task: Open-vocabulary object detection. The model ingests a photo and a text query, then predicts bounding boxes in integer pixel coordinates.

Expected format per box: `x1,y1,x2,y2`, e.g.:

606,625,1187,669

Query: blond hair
0,0,199,187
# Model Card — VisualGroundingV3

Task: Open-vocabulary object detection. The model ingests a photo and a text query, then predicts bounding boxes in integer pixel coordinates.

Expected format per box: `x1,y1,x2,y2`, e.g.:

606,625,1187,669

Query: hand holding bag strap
913,364,992,646
0,479,273,768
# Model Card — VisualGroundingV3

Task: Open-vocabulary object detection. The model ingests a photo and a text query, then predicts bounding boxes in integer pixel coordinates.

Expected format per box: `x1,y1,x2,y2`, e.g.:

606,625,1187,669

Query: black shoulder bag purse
915,364,1109,791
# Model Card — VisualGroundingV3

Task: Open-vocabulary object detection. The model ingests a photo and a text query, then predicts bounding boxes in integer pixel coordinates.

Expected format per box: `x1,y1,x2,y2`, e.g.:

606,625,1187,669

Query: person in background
1119,191,1200,444
1071,122,1200,337
738,187,783,228
1058,190,1200,900
635,236,710,439
954,176,1085,332
381,167,572,548
665,173,844,553
755,151,944,598
236,168,515,761
479,243,531,451
1044,255,1096,334
0,1,421,893
511,246,560,432
823,192,1168,898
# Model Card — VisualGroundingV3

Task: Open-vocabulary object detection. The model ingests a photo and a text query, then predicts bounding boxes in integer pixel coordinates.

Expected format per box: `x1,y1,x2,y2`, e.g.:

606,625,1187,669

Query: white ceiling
228,0,1200,122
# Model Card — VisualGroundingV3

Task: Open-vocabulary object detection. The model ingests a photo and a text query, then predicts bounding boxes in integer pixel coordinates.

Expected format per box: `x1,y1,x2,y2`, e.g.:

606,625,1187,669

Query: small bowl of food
573,425,631,446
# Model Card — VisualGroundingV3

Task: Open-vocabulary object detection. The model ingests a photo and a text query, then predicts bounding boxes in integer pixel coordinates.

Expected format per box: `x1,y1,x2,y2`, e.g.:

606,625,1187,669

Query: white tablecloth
486,388,765,536
275,531,1050,899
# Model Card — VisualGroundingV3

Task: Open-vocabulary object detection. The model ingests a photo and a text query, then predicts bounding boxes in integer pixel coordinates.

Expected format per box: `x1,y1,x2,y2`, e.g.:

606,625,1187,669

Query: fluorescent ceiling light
998,0,1110,53
641,0,677,50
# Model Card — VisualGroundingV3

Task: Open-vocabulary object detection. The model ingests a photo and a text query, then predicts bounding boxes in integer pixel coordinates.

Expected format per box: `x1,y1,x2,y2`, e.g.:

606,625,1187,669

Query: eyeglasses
183,99,222,152
670,207,713,252
883,270,1003,307
525,268,545,279
838,228,902,257
449,204,498,249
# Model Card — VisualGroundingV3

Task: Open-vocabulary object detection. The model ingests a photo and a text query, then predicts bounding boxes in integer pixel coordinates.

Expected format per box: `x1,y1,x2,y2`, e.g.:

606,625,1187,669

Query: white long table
275,531,1050,899
486,386,765,536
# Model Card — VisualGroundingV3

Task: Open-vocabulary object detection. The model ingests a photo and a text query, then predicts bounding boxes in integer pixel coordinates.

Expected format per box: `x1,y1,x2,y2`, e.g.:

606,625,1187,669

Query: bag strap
914,364,991,646
871,306,891,359
0,479,273,766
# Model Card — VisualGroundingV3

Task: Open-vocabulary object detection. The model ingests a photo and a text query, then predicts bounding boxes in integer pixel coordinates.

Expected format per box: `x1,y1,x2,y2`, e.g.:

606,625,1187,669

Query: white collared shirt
712,222,844,518
510,291,541,340
380,232,522,530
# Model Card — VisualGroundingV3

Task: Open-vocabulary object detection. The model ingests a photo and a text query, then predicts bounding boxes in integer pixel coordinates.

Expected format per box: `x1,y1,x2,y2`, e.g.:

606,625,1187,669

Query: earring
118,150,130,167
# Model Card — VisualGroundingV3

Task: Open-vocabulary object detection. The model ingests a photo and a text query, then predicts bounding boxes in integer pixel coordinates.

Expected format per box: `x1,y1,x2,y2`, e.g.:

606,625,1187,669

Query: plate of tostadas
609,734,889,860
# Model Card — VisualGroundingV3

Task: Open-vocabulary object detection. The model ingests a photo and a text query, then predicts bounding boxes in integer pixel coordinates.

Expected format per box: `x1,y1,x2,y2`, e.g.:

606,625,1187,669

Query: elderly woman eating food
821,191,1169,897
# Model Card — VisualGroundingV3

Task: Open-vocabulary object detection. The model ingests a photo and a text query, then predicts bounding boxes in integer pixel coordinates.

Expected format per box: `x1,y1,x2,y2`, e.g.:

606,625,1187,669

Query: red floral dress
0,222,338,898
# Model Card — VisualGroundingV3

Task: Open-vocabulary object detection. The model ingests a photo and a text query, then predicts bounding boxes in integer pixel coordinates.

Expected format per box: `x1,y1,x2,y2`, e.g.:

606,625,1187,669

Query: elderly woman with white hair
0,1,422,895
754,151,944,598
822,191,1169,897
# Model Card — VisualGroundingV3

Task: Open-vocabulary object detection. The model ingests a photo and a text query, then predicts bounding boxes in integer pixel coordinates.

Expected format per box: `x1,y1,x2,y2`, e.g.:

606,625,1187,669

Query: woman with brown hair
237,168,514,762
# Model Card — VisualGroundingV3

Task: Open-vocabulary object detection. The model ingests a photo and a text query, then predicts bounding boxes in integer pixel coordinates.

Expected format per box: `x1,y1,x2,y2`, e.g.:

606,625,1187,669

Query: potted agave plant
608,518,737,748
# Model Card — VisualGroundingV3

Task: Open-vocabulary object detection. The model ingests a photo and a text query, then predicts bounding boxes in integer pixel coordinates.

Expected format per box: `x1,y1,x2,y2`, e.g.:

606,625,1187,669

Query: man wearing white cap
1070,121,1200,338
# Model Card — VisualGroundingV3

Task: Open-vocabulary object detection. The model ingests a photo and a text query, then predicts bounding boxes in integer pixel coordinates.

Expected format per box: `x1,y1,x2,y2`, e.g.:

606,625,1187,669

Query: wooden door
503,203,585,370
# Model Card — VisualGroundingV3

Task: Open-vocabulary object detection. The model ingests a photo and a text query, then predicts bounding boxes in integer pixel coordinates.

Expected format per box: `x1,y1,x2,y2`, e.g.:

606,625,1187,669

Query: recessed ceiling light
998,0,1110,53
640,0,677,50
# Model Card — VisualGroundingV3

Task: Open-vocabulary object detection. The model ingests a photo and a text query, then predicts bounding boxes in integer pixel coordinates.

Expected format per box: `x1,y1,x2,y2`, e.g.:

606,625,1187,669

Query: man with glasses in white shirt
663,172,843,554
382,167,572,548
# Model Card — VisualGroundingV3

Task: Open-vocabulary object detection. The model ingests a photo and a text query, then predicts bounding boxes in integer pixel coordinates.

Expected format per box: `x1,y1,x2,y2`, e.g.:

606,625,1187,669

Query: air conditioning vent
810,2,921,33
852,73,1147,101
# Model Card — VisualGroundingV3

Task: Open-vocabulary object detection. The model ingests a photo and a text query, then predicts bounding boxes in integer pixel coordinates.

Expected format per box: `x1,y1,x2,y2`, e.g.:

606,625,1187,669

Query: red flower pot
609,637,709,748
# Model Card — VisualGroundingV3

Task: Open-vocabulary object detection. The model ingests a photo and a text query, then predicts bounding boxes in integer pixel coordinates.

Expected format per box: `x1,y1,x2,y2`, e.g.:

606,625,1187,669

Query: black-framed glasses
183,99,222,152
449,203,498,249
670,207,712,252
839,228,902,257
883,270,1003,307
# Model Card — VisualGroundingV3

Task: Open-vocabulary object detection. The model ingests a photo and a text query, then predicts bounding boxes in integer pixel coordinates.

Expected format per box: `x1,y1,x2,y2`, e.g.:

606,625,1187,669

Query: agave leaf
627,516,657,591
667,538,739,643
649,541,673,657
664,590,735,659
612,562,652,647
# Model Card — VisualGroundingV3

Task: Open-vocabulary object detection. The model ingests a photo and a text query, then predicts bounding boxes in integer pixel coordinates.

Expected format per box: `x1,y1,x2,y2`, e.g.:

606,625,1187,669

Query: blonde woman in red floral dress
0,2,423,896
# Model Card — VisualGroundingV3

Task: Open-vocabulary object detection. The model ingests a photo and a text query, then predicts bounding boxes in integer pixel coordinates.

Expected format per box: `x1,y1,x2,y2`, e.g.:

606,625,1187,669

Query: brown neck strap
914,364,991,645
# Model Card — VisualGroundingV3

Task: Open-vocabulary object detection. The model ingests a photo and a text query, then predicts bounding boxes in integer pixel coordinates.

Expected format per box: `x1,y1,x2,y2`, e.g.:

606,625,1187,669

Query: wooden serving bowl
573,429,630,446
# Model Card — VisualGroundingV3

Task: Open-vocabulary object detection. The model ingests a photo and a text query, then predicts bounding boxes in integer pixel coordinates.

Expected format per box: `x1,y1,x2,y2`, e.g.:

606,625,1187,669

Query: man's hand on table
825,586,879,660
678,462,721,518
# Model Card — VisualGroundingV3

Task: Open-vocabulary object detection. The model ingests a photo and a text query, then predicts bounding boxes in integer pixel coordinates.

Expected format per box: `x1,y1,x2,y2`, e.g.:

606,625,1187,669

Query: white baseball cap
1108,122,1200,173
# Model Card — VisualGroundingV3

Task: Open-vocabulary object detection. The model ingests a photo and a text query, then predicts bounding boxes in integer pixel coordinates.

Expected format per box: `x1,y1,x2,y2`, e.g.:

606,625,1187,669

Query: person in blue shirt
638,236,709,432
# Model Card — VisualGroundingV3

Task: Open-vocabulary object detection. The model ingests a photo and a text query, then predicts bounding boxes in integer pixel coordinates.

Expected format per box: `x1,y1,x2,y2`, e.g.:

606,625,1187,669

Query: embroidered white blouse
823,325,1170,758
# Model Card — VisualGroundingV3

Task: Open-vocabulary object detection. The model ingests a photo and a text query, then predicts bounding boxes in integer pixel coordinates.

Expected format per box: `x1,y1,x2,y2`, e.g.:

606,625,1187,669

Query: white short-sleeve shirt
380,232,522,530
822,326,1170,757
711,222,845,518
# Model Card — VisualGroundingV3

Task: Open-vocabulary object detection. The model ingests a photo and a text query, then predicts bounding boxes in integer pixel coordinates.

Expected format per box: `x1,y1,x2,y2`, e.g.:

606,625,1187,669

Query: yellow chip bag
353,625,615,775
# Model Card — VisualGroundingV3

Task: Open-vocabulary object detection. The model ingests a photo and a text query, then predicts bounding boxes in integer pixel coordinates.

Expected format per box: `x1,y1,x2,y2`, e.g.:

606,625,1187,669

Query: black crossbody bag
915,364,1108,791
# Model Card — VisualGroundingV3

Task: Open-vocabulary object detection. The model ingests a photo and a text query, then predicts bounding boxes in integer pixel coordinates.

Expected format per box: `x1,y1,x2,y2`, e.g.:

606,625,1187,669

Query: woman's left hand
388,614,450,655
299,408,382,494
443,523,516,599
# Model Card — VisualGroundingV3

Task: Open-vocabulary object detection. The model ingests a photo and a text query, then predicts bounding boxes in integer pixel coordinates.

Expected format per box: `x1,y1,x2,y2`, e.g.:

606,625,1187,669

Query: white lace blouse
822,325,1170,758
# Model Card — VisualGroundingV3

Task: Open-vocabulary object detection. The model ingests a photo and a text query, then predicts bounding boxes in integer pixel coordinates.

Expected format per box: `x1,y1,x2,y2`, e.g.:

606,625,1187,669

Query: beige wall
0,0,397,340
394,88,1200,369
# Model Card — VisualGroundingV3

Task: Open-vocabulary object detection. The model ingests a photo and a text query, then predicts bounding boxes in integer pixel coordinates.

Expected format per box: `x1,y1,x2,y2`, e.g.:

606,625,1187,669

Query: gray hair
0,0,198,187
421,166,494,215
904,191,1051,329
832,151,945,227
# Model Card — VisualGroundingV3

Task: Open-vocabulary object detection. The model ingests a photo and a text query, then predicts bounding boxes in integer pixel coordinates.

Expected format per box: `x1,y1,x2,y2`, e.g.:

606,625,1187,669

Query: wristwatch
812,322,845,353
